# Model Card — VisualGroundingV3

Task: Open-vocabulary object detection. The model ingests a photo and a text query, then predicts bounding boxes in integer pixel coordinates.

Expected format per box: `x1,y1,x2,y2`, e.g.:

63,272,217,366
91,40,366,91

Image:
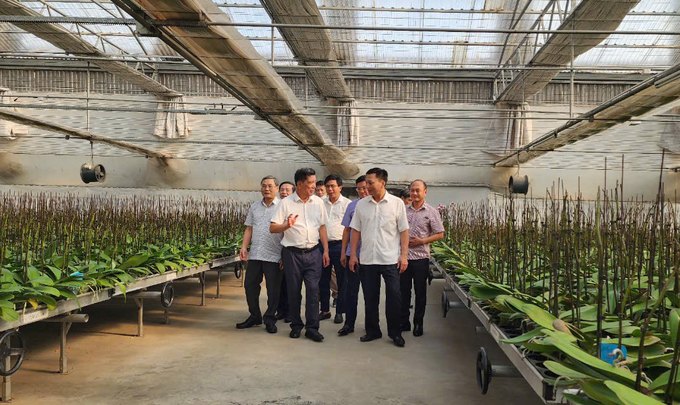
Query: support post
44,313,89,374
1,377,9,403
216,268,222,299
570,13,575,118
270,26,275,65
199,273,206,307
134,298,143,337
1,349,10,403
60,322,71,374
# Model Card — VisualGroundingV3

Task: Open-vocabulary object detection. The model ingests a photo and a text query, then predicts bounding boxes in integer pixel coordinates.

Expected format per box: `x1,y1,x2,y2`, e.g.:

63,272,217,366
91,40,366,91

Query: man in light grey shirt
237,175,284,334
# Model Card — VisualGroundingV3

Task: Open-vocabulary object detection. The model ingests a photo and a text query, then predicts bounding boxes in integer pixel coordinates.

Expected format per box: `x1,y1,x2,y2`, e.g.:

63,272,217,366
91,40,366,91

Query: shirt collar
326,195,347,205
293,192,313,203
369,193,390,204
261,196,280,207
408,201,427,211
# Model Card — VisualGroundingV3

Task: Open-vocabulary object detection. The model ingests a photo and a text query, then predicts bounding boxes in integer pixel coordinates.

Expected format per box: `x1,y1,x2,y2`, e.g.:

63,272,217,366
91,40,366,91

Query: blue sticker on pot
600,343,626,365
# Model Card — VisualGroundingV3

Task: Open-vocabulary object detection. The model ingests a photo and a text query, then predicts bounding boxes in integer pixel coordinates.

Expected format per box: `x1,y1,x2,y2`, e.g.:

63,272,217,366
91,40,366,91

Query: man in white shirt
319,174,351,323
270,168,330,342
237,176,284,334
349,168,409,347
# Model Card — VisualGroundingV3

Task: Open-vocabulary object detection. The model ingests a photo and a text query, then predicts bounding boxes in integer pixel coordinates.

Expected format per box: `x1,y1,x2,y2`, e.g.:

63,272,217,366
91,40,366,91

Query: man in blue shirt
338,175,369,336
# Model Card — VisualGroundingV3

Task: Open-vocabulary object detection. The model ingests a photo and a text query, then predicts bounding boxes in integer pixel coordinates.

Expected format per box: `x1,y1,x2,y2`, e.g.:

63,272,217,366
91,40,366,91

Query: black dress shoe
392,335,406,347
360,333,382,342
284,316,292,323
236,317,262,329
290,329,301,339
334,313,344,324
401,322,411,332
319,312,331,320
275,312,286,320
305,330,324,342
413,323,423,337
266,324,277,334
338,326,354,336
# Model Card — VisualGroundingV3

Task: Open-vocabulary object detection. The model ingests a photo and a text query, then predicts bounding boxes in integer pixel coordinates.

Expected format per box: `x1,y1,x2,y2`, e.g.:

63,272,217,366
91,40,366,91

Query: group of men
237,167,444,347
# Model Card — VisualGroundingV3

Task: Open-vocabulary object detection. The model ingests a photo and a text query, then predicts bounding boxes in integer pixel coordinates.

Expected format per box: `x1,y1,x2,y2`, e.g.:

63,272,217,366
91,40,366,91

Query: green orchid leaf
562,393,605,405
117,254,150,270
0,307,19,322
544,337,641,386
543,360,591,380
500,328,545,345
604,381,665,405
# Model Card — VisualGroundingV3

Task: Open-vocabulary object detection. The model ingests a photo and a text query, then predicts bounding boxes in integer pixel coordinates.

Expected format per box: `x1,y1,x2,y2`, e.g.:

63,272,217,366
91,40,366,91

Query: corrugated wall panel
0,69,635,105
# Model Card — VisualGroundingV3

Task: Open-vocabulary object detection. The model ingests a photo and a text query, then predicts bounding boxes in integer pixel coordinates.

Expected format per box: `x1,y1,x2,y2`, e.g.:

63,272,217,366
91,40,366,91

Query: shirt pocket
379,210,396,232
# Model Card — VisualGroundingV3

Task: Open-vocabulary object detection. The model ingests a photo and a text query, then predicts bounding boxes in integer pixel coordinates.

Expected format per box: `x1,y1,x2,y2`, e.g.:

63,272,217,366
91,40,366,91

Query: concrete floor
8,272,542,405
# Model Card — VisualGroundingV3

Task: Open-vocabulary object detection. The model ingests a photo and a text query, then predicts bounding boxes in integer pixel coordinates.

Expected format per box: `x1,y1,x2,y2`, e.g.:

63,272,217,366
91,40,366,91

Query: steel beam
112,0,359,176
0,0,180,97
0,108,170,159
494,63,680,166
495,0,640,103
260,0,353,100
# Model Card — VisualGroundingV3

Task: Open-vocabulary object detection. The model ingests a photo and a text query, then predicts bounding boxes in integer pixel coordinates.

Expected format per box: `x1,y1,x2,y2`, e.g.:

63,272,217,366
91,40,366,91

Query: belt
328,240,342,246
285,245,319,254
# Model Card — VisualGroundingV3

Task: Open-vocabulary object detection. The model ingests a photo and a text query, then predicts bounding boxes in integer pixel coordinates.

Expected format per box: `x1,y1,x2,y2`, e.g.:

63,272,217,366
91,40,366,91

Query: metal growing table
432,257,567,404
0,254,241,402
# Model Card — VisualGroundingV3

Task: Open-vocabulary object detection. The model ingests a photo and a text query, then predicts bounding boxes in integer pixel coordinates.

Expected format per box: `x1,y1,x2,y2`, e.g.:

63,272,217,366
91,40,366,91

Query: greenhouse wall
0,69,676,203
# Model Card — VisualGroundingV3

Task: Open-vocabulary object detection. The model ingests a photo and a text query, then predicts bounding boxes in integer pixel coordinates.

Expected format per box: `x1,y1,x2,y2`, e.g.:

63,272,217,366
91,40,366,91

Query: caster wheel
161,282,175,308
476,347,492,395
0,330,26,376
441,291,450,318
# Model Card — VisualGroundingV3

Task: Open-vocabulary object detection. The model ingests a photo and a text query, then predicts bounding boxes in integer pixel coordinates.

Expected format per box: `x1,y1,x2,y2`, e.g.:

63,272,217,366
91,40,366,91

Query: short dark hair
399,188,411,199
280,181,295,191
355,175,366,185
294,168,316,185
325,174,343,186
261,175,278,186
410,179,427,190
366,167,388,183
316,180,325,187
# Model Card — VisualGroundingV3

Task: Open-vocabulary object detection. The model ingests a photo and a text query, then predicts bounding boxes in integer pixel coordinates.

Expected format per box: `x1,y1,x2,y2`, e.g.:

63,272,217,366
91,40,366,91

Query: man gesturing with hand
349,167,409,347
270,168,330,342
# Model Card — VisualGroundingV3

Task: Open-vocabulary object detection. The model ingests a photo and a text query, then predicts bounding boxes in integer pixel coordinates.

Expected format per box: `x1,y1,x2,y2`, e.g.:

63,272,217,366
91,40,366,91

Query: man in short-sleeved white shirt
349,167,409,347
270,168,330,342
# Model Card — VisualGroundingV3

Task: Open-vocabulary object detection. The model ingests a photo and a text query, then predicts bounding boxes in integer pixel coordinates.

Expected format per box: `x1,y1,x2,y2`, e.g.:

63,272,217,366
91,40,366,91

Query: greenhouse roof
0,0,679,71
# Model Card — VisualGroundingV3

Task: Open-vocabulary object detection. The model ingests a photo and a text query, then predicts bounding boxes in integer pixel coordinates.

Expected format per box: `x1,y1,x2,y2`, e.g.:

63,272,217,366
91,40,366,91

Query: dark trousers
344,256,361,328
277,273,288,316
361,264,402,338
244,260,283,326
282,247,322,331
400,258,429,325
320,242,347,313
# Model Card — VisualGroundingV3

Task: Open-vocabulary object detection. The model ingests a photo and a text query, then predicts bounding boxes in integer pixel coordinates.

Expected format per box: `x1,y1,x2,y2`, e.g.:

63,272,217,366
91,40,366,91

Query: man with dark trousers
270,168,330,342
349,168,409,347
236,175,284,333
401,180,444,337
275,181,295,323
338,175,369,336
319,174,351,323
